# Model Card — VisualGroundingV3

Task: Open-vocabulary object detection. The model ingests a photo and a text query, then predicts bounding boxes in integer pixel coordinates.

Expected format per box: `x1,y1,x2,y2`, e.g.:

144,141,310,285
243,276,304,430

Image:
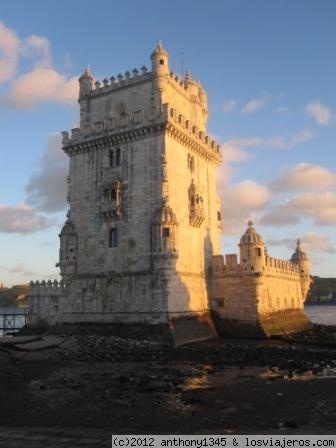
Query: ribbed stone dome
79,66,94,81
59,219,76,237
291,239,309,262
240,220,264,245
154,204,177,225
151,41,168,57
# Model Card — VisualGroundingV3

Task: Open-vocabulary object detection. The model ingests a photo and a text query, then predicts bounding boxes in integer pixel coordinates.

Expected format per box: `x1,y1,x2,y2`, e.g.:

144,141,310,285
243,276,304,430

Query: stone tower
29,43,222,344
291,239,311,299
239,220,266,273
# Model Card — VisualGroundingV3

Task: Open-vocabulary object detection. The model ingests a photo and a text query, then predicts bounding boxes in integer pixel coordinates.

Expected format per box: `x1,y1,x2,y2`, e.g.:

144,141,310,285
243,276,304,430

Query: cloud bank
305,101,332,126
0,21,78,108
25,133,68,212
0,203,52,233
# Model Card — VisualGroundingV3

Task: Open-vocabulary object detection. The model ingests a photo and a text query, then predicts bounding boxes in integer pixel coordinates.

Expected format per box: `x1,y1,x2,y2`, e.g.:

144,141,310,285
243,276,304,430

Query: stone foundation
212,309,312,338
259,309,312,336
169,313,217,346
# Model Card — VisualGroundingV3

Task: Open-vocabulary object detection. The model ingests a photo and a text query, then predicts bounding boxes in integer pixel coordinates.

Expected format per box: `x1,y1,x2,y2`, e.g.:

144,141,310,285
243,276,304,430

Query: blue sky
0,0,335,285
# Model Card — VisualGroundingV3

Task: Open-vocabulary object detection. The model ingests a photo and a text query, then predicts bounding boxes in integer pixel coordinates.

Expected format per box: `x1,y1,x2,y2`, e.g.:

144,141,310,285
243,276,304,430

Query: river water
305,304,336,326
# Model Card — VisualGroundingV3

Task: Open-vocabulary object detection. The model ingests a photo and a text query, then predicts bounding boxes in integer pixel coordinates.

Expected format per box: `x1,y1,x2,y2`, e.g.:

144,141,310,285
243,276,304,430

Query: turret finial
79,65,94,81
185,70,192,81
151,40,168,58
247,219,253,228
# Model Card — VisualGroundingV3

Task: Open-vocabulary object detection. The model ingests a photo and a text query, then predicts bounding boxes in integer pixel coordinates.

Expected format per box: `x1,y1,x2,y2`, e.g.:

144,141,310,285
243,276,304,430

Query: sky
0,0,335,286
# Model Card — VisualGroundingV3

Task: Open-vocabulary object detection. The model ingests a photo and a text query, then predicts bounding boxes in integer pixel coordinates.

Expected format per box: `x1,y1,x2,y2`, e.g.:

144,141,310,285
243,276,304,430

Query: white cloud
267,233,335,254
260,192,336,227
0,20,78,108
0,202,52,233
301,233,335,254
25,133,69,212
0,21,20,82
290,192,336,225
305,101,332,126
242,98,267,114
219,180,272,235
220,129,313,157
8,263,36,277
222,100,236,113
22,35,52,68
259,206,301,226
287,129,314,147
7,67,78,109
269,163,336,192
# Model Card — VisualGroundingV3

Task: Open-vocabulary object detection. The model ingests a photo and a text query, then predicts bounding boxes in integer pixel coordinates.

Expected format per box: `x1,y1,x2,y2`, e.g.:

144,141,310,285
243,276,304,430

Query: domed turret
79,66,95,96
151,41,169,78
57,219,78,283
291,239,311,299
239,220,265,272
291,239,309,263
59,219,76,237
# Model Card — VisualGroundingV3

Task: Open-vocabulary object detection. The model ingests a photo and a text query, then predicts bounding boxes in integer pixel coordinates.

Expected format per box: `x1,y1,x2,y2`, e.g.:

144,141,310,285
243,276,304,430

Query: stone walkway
0,427,112,447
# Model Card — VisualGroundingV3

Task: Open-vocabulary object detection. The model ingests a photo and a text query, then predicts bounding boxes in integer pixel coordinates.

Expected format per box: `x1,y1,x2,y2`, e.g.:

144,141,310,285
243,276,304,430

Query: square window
162,227,170,237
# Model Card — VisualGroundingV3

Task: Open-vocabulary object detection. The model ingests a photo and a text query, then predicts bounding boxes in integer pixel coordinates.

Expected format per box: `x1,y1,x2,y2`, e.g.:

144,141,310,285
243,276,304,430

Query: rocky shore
0,324,336,434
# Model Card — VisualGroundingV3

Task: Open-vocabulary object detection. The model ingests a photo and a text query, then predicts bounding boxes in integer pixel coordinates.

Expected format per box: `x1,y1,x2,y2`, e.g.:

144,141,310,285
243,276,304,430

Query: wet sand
1,328,336,434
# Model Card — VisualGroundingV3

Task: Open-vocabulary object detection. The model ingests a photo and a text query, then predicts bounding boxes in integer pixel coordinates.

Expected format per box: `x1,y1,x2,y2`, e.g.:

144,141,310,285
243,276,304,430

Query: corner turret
56,219,78,284
79,66,95,96
291,239,311,299
151,41,169,76
239,220,266,272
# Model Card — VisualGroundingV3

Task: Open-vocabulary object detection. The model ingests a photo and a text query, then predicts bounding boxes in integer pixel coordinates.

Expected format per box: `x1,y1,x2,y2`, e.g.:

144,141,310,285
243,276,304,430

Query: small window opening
217,211,221,221
116,148,121,166
109,150,115,167
255,248,262,257
159,59,164,65
109,228,118,247
162,227,170,237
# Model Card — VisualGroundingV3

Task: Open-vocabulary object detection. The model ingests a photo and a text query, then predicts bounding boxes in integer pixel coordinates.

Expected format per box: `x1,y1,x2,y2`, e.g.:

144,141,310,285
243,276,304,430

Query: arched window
116,148,121,166
109,150,115,167
187,154,195,172
255,248,262,257
111,187,117,201
109,228,118,247
162,227,170,237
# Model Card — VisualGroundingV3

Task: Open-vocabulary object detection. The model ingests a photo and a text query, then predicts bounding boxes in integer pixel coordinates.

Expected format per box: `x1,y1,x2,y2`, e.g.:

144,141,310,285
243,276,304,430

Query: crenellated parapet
29,279,66,296
168,107,220,151
265,256,299,274
79,66,151,99
212,254,301,278
61,103,221,163
61,103,169,151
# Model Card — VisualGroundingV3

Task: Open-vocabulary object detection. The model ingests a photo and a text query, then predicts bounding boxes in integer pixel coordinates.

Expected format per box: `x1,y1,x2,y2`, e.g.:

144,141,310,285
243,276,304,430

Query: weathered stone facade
28,43,312,343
